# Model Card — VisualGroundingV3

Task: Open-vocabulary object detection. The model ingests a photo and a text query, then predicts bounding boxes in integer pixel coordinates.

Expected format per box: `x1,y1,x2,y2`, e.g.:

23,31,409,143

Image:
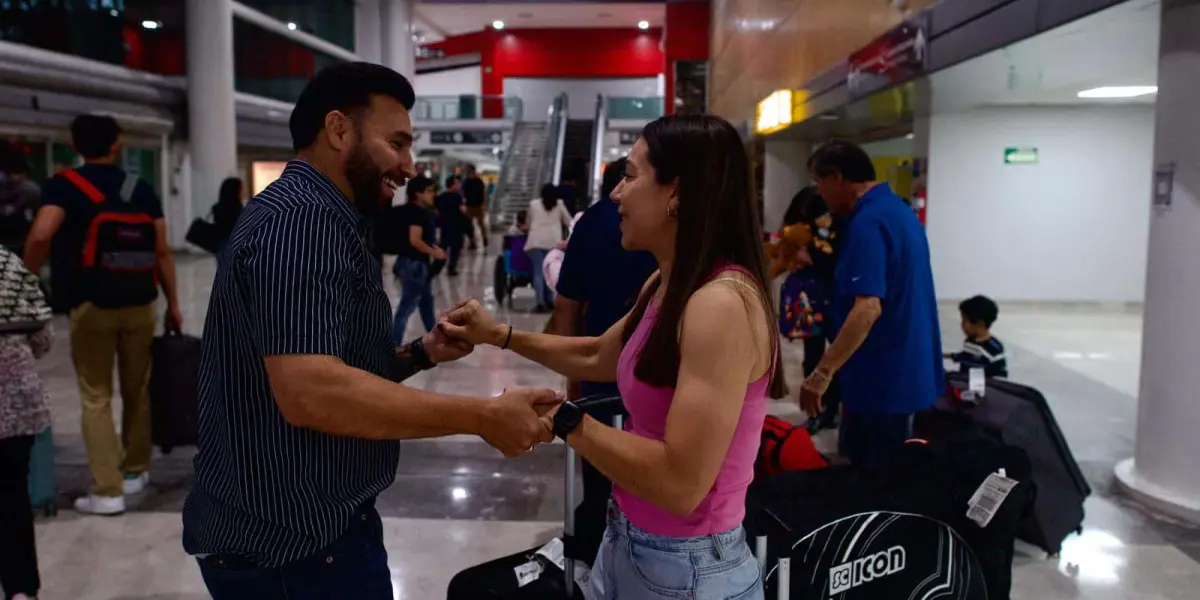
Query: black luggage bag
747,431,1035,600
916,373,1090,554
149,328,202,453
447,396,625,600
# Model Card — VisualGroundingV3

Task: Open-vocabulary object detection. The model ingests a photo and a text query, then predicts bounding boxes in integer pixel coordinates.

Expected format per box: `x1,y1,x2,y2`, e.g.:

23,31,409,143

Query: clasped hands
423,299,564,458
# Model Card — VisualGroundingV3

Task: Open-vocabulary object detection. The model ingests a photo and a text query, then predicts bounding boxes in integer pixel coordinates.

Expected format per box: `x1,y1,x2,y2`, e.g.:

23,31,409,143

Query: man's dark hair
289,62,416,152
600,157,627,200
406,175,434,201
960,295,999,328
466,164,477,174
807,140,876,183
71,115,122,159
444,175,460,189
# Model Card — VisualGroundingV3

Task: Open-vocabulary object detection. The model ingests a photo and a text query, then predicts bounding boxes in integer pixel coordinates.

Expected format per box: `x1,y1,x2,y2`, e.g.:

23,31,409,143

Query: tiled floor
22,251,1200,599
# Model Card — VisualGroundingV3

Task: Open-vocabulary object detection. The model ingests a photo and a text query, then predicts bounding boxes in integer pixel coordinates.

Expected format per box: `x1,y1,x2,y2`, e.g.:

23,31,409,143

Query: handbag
0,246,51,333
186,211,224,255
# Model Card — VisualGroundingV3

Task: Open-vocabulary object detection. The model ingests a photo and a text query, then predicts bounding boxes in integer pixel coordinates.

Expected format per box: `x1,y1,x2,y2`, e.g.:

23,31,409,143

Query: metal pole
564,445,577,595
756,536,768,580
776,558,790,600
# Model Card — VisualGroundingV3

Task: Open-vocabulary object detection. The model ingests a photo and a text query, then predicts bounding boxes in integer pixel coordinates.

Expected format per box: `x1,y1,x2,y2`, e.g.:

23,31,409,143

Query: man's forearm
284,360,484,440
157,254,180,307
817,301,882,374
23,239,50,273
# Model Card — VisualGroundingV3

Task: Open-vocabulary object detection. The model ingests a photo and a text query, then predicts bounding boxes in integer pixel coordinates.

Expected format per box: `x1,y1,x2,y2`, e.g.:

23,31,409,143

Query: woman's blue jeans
392,258,435,346
588,502,763,600
525,248,553,308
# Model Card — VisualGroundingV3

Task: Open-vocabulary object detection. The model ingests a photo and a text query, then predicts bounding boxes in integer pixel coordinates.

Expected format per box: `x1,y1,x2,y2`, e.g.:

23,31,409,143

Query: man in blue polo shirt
799,140,943,468
554,156,657,399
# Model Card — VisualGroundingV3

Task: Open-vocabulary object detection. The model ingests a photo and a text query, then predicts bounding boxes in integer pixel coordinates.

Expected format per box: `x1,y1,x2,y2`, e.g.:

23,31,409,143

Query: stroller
448,397,1030,600
493,233,534,307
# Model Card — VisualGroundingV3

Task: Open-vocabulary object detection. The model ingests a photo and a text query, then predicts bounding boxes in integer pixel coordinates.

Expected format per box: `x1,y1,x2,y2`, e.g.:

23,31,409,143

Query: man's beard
344,141,391,218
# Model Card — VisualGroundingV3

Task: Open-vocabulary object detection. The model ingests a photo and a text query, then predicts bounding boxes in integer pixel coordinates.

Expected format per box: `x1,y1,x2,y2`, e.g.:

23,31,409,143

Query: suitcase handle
564,395,625,596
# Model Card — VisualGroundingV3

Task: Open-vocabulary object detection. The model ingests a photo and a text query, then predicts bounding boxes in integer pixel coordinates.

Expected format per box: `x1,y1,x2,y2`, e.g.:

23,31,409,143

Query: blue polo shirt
556,196,657,397
832,183,943,415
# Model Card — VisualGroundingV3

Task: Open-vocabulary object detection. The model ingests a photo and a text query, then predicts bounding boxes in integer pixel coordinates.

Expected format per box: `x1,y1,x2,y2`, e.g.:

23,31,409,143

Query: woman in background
212,177,244,259
524,183,572,313
0,246,52,600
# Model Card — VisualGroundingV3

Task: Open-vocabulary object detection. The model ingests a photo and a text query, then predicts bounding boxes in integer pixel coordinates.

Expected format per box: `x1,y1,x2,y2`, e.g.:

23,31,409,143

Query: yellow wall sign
755,90,794,135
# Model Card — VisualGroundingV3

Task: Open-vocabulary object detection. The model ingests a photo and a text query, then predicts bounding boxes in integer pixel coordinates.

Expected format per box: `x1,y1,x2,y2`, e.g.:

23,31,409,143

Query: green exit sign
1004,147,1038,165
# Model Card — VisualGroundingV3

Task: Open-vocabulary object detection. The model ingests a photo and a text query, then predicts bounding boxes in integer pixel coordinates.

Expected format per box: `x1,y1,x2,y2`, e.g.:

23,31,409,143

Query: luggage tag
535,537,566,571
514,559,543,587
966,470,1018,528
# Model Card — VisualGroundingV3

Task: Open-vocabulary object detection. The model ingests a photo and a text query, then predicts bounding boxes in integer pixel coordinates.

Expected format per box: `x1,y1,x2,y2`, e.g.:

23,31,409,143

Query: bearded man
182,63,562,600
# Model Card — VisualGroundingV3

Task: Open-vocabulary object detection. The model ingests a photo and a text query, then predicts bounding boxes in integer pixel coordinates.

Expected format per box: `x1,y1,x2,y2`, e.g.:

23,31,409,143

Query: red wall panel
426,27,665,116
663,1,710,114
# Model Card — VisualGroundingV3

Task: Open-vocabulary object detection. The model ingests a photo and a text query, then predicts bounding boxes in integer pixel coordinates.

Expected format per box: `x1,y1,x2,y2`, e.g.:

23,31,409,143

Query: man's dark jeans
197,507,391,600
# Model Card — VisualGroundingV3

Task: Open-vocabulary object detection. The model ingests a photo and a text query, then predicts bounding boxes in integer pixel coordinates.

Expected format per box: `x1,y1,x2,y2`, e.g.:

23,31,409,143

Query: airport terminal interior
3,0,1200,598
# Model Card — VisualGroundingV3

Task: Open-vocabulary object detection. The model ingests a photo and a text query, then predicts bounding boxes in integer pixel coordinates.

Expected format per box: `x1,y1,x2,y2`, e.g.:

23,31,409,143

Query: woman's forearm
489,326,613,382
568,416,700,517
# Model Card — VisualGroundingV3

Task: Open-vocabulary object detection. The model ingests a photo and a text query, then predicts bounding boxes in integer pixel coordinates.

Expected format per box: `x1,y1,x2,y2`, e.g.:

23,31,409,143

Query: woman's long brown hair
621,115,787,399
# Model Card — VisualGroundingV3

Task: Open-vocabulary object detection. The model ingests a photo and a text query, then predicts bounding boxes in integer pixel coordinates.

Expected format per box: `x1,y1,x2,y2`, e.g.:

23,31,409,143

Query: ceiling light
451,487,468,501
492,20,505,30
287,22,297,31
1077,86,1157,99
141,20,160,30
905,133,915,140
638,20,650,30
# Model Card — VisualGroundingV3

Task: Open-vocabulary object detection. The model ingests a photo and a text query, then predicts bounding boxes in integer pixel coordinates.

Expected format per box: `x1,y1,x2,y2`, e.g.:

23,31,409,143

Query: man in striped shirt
182,63,561,599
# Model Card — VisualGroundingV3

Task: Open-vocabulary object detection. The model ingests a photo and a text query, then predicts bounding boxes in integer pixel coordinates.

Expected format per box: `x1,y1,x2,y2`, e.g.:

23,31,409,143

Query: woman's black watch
552,401,585,440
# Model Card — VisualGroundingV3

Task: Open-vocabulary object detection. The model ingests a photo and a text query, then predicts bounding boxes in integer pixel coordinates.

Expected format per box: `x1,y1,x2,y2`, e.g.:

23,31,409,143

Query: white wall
927,105,1155,303
503,77,659,121
413,66,482,97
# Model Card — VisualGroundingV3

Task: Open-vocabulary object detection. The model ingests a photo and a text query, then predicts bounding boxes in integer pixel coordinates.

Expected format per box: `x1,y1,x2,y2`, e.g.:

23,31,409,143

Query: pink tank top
612,266,771,537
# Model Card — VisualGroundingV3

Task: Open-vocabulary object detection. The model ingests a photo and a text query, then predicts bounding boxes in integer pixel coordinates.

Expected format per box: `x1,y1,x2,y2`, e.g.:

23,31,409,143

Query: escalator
559,119,594,213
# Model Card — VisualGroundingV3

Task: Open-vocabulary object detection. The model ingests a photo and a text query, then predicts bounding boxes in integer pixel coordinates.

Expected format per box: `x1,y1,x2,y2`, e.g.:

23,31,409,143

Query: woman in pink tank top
442,114,784,600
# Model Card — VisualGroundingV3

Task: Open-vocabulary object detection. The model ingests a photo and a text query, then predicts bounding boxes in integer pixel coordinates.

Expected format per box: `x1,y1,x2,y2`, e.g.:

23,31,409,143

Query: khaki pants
69,302,156,498
466,204,488,247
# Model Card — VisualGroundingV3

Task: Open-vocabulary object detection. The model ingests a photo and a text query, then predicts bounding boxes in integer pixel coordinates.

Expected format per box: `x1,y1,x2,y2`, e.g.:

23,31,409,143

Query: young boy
947,295,1008,378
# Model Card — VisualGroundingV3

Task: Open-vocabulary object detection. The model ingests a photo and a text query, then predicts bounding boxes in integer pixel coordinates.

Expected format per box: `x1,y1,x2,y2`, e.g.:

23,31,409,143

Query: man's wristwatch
405,337,436,372
551,401,585,440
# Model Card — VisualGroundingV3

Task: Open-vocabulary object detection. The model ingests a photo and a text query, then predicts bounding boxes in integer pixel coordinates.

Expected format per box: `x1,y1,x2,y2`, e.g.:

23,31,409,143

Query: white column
1114,0,1200,524
762,140,810,233
186,0,238,221
380,0,415,77
355,0,382,63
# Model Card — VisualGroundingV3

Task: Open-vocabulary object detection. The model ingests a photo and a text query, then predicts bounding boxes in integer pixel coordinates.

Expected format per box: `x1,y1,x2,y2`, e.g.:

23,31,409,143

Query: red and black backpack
756,415,829,477
61,169,158,308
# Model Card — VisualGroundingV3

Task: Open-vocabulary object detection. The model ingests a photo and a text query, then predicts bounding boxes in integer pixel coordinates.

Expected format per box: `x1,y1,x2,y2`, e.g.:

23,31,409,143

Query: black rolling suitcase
917,373,1090,554
747,432,1034,600
149,328,201,454
447,395,625,600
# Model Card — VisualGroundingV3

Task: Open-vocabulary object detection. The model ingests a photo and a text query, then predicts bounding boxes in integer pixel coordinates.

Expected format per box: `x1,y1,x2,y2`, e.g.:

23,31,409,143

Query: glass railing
606,97,665,120
411,96,523,121
234,18,345,104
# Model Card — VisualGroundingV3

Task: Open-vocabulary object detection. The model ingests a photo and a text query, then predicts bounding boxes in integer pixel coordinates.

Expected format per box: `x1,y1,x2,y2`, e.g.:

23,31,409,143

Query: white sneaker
74,494,125,516
12,594,37,600
123,472,150,495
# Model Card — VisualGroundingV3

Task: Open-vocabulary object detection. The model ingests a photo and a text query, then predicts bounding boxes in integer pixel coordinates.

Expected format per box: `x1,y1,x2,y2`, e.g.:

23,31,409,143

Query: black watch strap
406,337,436,372
552,401,584,440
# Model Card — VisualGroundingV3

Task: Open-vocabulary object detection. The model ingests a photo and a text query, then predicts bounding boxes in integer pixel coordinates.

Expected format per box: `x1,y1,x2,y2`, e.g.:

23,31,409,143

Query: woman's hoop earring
667,205,678,218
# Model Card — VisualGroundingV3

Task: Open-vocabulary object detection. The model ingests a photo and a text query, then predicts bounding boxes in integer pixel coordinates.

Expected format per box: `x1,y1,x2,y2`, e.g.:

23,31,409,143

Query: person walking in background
23,114,182,516
462,164,488,250
525,183,572,313
212,177,244,255
391,176,444,345
799,140,942,468
553,156,657,399
0,144,40,256
435,175,468,276
0,245,52,600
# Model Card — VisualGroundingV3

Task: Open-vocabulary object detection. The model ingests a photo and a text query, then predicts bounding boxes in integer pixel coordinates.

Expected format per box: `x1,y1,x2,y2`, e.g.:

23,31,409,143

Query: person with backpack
22,114,182,516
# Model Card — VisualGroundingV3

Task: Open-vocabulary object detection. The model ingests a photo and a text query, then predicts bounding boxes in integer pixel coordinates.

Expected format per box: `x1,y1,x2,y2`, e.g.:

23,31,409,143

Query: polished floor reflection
25,251,1200,599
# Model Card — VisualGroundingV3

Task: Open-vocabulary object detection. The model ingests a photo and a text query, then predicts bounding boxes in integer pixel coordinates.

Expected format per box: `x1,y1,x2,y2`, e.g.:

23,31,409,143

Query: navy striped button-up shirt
182,160,418,567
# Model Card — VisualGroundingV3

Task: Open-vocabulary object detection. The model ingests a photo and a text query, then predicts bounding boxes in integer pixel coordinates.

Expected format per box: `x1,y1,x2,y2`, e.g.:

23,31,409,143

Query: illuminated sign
755,90,793,135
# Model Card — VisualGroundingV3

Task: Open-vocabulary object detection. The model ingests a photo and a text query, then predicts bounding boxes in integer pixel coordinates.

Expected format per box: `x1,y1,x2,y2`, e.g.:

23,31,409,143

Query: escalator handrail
587,94,608,206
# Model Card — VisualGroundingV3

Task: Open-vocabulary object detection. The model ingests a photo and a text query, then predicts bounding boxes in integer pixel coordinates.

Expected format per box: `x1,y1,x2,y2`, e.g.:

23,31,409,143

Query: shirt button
361,514,368,521
326,556,334,564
